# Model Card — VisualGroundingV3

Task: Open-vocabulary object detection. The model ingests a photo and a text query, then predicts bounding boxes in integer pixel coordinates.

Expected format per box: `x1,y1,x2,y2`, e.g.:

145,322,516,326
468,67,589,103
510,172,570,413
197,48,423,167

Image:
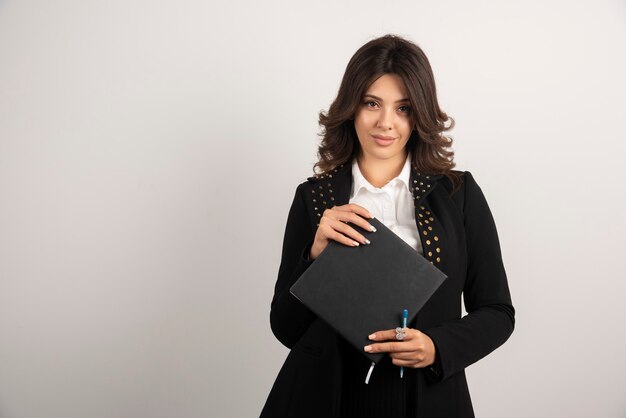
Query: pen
400,309,408,378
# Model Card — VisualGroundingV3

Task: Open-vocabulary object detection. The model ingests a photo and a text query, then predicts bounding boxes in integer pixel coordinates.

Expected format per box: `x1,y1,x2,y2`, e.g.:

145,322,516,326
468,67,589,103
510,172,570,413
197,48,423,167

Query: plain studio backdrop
1,1,625,417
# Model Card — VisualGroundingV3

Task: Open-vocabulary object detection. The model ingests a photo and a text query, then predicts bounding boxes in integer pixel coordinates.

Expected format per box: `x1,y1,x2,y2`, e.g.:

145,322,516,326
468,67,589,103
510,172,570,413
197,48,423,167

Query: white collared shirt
349,154,423,255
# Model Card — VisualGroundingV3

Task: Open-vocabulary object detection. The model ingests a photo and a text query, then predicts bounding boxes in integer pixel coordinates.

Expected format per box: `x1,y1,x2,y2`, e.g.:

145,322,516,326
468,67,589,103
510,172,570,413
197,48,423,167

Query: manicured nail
370,213,375,219
364,238,370,245
353,241,359,246
364,345,372,352
368,333,376,340
370,225,377,232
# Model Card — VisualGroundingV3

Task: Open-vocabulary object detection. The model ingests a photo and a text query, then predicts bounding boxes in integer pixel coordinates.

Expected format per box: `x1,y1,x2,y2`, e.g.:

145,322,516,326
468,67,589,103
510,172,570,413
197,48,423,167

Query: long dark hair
314,34,462,194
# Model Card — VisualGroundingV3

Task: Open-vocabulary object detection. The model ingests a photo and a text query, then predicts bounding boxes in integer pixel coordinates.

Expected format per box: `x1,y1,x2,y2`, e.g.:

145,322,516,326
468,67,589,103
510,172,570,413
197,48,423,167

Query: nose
377,108,393,130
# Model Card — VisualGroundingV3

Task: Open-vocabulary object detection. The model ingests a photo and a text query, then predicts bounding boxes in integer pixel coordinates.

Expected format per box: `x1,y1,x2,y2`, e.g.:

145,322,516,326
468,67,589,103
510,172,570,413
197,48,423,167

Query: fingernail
364,238,370,245
364,345,372,352
370,225,377,232
353,241,359,246
368,333,376,340
370,214,375,219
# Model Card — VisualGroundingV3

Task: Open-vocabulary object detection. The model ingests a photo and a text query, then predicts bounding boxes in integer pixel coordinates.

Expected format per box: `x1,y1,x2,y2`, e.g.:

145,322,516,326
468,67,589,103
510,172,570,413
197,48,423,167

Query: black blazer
261,162,515,418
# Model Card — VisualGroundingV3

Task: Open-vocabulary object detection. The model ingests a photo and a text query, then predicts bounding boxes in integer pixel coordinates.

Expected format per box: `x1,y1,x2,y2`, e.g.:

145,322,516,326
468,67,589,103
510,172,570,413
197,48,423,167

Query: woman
261,34,515,418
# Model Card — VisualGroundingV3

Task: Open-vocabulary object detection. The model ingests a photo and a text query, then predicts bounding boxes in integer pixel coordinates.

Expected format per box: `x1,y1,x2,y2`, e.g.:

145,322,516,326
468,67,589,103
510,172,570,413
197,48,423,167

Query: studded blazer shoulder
264,161,515,417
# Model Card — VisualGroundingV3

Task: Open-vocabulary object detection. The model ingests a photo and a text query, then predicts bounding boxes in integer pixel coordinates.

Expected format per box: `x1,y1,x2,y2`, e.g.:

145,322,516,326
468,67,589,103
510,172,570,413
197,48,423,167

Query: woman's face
353,73,413,162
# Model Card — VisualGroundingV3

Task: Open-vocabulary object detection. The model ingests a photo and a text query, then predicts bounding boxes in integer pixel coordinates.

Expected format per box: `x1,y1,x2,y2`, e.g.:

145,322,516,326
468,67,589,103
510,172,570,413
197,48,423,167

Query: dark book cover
290,217,448,364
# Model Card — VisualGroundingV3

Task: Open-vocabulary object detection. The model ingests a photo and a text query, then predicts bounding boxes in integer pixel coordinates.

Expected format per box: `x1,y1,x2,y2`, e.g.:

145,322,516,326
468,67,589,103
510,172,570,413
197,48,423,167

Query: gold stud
424,220,429,224
426,240,431,245
420,206,425,210
436,248,440,253
434,236,439,241
330,197,334,201
313,199,316,202
317,213,321,217
425,210,430,215
418,221,423,226
418,214,423,218
436,257,440,262
428,251,432,257
428,226,432,231
429,217,434,221
423,231,428,235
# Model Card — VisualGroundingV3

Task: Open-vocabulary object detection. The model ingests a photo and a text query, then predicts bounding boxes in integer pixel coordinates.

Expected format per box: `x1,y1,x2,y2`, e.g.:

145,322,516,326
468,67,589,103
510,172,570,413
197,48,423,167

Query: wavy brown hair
314,34,462,194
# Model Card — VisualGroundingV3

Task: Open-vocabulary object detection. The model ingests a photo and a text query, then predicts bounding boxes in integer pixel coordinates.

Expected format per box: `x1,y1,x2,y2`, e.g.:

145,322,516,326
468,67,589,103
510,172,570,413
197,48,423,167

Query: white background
1,1,625,417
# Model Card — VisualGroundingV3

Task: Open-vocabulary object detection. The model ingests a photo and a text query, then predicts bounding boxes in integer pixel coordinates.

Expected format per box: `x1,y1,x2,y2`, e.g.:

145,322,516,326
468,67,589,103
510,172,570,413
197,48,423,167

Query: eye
399,105,411,113
364,100,378,108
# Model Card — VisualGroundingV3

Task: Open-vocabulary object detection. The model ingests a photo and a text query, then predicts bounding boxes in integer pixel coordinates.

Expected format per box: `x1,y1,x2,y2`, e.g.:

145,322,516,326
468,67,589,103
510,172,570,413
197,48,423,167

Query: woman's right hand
309,203,377,260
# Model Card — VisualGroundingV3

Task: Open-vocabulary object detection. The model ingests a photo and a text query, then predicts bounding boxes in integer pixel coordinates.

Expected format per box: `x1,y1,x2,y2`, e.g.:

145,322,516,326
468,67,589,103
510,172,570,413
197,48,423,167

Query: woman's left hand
364,328,436,368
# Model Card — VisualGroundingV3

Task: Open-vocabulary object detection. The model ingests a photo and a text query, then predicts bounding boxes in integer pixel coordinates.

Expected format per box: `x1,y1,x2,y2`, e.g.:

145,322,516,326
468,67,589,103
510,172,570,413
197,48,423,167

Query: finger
364,341,414,353
331,210,376,236
318,222,363,247
390,350,427,363
325,217,371,246
335,203,374,220
368,328,417,342
391,357,420,368
344,211,378,234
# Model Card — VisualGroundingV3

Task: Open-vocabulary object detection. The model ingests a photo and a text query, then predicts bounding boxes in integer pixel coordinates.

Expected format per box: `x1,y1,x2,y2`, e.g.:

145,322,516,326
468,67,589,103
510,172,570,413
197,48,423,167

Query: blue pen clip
400,309,408,378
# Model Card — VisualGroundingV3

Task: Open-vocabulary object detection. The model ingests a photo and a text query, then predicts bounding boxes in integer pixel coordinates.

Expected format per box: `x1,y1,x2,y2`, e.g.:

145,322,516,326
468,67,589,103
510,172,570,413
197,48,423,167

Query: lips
372,134,395,146
372,134,395,141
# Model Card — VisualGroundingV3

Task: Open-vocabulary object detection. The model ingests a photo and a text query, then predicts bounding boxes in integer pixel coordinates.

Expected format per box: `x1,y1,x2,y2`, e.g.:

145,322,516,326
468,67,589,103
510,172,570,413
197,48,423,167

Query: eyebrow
363,94,410,103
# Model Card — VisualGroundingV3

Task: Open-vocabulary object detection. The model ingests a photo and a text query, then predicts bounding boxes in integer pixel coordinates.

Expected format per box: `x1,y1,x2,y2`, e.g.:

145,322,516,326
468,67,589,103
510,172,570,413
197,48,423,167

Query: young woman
261,34,515,418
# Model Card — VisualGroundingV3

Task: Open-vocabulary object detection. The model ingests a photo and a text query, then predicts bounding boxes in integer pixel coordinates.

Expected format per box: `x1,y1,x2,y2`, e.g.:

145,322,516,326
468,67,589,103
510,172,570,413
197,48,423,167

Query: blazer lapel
307,163,351,228
408,168,446,269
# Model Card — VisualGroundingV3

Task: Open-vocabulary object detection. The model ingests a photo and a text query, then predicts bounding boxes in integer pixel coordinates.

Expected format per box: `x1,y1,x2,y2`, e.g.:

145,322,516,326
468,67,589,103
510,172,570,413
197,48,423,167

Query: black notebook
290,217,447,364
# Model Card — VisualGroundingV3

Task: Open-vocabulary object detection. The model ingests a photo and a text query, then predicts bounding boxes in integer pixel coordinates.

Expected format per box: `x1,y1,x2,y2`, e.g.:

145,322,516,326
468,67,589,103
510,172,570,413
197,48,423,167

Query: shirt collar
351,153,412,197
